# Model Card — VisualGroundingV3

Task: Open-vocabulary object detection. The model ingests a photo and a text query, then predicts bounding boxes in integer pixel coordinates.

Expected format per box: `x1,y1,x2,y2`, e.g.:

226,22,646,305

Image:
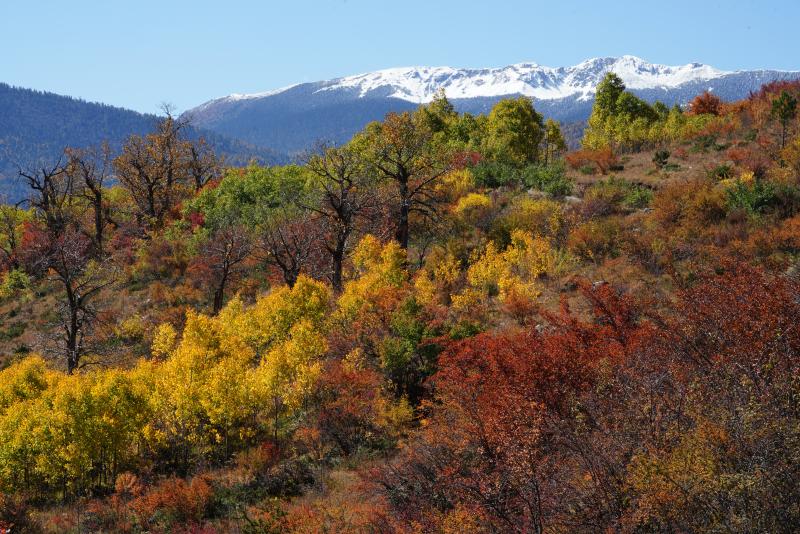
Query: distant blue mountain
0,83,285,202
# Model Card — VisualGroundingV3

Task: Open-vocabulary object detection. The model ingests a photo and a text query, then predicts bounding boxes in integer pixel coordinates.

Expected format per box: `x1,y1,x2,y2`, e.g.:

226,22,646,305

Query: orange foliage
565,147,619,174
689,91,722,116
129,476,214,529
727,145,770,176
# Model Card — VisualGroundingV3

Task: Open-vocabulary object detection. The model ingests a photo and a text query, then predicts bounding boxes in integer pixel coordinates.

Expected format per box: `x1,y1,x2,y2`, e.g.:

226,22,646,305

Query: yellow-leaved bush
334,235,407,326
451,230,552,313
414,247,462,307
0,275,331,497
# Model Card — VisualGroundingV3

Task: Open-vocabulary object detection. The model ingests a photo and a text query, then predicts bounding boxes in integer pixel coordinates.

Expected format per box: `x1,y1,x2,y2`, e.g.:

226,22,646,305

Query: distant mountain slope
0,83,285,202
187,56,800,153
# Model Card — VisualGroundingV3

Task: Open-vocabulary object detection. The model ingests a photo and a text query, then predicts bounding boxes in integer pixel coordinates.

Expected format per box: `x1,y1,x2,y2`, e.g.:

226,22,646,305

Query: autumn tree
304,357,411,457
484,96,545,165
358,112,451,250
305,144,377,291
190,225,253,313
115,111,218,228
689,90,722,116
66,143,114,255
17,155,119,372
771,89,797,148
20,225,115,373
0,203,30,270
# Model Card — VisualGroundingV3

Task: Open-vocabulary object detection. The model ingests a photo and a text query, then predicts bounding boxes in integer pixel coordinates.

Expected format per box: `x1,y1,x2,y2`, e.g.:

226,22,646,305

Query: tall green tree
483,97,545,166
772,90,798,149
542,119,568,165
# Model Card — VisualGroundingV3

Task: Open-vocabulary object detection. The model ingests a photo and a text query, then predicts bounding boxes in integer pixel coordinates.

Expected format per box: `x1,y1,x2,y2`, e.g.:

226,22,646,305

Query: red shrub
689,91,722,116
129,476,213,529
727,146,770,176
565,148,618,174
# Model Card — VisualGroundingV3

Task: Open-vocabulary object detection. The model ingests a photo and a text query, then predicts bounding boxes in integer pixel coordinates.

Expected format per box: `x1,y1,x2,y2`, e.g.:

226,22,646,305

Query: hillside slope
0,83,286,201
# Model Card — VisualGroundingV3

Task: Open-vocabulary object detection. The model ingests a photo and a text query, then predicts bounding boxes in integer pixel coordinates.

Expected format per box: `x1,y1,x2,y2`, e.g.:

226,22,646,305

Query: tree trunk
93,193,104,256
285,268,298,289
396,197,410,250
331,228,350,293
213,273,227,314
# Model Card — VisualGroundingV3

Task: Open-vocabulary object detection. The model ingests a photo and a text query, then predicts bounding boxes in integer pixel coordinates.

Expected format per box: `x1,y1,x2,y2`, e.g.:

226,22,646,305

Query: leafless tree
305,144,377,291
193,225,253,314
188,137,222,192
256,213,324,289
66,143,115,255
18,155,74,234
21,226,116,373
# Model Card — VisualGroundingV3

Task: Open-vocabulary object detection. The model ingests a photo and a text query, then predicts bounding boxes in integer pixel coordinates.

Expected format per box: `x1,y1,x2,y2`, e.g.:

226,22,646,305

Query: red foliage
187,211,205,230
751,79,800,101
373,281,643,531
317,362,380,452
727,146,770,176
129,476,213,529
373,267,800,531
451,150,483,169
565,147,619,174
689,91,722,116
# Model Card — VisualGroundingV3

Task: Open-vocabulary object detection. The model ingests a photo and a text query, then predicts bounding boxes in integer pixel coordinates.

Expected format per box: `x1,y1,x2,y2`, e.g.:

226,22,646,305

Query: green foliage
521,162,574,196
653,149,671,169
583,73,721,152
707,163,734,181
471,160,522,188
772,90,798,147
379,296,438,399
472,161,573,196
483,97,545,165
585,176,654,212
186,164,311,230
725,176,800,217
583,73,660,151
542,118,568,164
0,269,30,300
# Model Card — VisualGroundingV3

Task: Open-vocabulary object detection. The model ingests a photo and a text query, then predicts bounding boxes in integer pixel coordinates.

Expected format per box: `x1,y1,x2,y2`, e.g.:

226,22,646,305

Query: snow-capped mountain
187,56,799,153
308,56,727,103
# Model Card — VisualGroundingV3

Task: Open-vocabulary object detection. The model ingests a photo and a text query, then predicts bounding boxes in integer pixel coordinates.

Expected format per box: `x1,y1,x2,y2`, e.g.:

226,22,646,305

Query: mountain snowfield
186,56,800,154
205,56,730,107
311,56,729,103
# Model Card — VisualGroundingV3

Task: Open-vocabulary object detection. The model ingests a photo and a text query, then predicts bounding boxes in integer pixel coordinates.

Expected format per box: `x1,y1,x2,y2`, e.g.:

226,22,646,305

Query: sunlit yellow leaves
452,230,549,313
453,193,493,228
336,236,407,323
414,249,461,307
151,322,178,359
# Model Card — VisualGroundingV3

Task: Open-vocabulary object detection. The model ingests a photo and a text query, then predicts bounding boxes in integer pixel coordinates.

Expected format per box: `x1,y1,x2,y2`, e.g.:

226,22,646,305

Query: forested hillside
0,75,799,533
0,83,285,202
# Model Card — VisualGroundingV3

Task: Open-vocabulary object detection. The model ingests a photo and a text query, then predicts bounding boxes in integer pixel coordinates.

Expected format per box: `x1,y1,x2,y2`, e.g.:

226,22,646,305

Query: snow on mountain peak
210,56,732,105
315,56,730,103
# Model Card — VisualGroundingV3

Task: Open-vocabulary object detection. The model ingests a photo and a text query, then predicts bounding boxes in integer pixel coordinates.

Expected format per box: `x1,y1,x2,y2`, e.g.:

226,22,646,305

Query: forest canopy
1,79,800,533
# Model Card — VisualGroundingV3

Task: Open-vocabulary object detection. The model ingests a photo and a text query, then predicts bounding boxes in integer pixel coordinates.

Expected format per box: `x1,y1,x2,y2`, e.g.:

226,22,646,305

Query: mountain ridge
201,55,734,106
0,82,286,202
186,56,800,153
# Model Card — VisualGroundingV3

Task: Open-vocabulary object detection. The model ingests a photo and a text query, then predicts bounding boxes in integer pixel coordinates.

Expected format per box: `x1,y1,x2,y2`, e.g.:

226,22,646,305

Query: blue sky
2,0,797,114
